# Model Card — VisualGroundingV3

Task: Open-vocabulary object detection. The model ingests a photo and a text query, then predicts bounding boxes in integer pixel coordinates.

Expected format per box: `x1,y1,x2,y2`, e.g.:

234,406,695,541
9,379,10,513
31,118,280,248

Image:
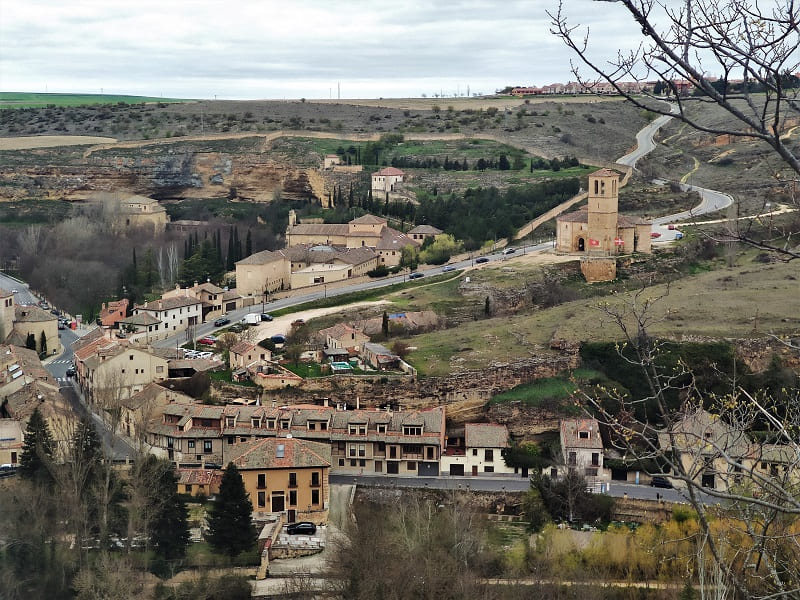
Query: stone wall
254,354,578,416
580,256,617,282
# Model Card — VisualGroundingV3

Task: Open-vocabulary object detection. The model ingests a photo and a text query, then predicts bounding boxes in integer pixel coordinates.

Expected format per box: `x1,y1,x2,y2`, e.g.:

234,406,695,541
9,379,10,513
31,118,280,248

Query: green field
0,92,189,109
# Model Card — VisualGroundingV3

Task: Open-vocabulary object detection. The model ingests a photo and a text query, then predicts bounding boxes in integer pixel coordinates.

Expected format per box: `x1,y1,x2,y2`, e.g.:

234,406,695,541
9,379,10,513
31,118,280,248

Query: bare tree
550,0,800,259
582,288,800,599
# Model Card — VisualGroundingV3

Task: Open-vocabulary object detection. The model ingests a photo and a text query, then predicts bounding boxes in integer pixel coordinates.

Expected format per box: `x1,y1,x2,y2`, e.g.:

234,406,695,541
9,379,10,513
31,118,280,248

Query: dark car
286,522,317,535
66,366,76,377
270,334,287,345
213,317,230,327
261,313,274,322
650,476,673,489
408,272,424,279
475,257,490,264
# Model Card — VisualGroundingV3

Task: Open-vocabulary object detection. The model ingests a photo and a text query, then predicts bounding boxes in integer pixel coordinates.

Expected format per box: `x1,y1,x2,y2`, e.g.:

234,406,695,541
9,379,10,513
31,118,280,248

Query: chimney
323,398,329,407
356,396,360,410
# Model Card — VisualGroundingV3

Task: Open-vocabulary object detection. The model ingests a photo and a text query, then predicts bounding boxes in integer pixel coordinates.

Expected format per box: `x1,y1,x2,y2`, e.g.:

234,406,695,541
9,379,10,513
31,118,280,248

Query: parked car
198,336,217,346
650,476,673,489
286,522,317,535
475,257,490,264
197,351,213,359
261,313,274,322
214,317,230,327
291,319,305,327
650,232,662,238
408,272,424,279
229,324,244,333
58,322,66,330
502,247,516,255
270,334,287,345
66,366,76,377
442,265,456,272
667,224,676,230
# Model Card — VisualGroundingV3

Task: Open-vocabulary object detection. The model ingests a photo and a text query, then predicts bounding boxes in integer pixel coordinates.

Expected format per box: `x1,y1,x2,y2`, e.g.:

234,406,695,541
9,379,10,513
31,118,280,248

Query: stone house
557,418,610,484
441,423,513,476
99,299,129,328
177,467,223,497
80,346,169,406
361,342,400,371
235,249,291,298
371,167,405,192
407,224,443,243
133,296,203,337
229,341,272,371
228,437,332,524
0,419,23,466
659,409,752,492
8,305,61,356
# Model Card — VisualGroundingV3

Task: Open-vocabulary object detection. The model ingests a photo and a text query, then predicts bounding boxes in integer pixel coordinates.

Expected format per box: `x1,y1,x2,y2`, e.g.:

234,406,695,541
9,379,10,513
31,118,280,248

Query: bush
367,265,390,278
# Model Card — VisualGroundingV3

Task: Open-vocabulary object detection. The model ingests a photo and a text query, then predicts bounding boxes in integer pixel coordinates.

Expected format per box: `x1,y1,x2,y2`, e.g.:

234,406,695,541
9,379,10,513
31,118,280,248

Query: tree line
1,407,258,599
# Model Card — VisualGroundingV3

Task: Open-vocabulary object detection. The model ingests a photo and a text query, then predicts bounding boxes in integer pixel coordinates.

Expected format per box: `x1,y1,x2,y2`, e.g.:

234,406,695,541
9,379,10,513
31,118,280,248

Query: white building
442,423,513,476
133,296,203,335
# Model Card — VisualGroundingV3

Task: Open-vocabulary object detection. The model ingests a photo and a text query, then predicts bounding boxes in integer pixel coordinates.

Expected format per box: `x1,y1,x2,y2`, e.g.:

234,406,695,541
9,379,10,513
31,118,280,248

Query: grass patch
490,376,575,407
0,92,188,108
185,541,260,568
208,369,256,387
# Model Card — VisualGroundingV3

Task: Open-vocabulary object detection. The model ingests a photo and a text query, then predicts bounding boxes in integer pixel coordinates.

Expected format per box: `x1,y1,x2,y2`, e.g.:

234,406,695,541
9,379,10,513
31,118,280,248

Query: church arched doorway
578,238,585,251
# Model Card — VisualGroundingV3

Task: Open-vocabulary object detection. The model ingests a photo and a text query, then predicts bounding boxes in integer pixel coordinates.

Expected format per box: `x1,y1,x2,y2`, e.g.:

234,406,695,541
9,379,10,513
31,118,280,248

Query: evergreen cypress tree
39,330,47,356
245,229,252,257
206,463,257,557
227,228,235,271
25,332,36,351
19,406,55,482
382,311,389,338
233,227,240,262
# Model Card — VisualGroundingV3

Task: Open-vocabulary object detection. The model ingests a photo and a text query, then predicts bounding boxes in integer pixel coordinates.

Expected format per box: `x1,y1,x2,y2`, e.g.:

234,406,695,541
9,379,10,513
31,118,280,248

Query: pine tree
19,407,55,483
207,463,257,557
149,459,190,561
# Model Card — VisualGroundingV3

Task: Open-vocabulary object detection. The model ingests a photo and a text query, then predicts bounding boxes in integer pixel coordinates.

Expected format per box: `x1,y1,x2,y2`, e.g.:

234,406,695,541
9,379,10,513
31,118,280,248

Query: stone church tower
586,168,620,254
0,288,14,343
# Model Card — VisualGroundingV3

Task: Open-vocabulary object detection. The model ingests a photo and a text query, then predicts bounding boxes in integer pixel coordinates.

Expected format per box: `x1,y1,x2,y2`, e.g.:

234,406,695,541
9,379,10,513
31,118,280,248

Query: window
240,437,247,443
311,472,320,486
289,490,297,506
251,418,260,427
484,466,494,473
591,453,600,467
426,447,434,460
289,472,297,487
156,365,164,373
485,450,494,461
350,459,357,467
407,461,416,470
311,489,320,505
578,430,589,439
257,491,266,508
358,444,366,457
185,485,192,493
188,440,195,449
472,449,478,457
267,420,276,428
321,422,328,431
403,426,422,436
359,426,366,435
308,422,316,430
281,420,289,430
227,437,234,445
568,451,577,466
203,440,212,453
226,417,235,427
359,459,366,467
338,459,345,466
377,424,387,433
349,445,357,457
129,355,134,361
257,474,266,489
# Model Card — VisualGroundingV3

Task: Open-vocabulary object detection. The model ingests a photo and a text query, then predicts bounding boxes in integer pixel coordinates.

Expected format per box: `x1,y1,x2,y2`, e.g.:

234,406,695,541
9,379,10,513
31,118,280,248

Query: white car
197,351,213,359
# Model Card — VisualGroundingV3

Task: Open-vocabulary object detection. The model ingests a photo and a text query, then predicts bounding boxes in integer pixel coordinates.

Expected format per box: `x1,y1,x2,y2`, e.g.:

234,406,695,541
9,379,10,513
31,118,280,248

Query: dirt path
0,135,116,150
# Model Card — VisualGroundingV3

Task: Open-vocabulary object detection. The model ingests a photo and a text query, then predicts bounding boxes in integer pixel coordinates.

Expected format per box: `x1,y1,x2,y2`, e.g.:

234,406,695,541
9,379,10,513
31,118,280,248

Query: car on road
66,366,76,377
650,232,662,238
475,257,490,264
213,317,230,327
442,265,456,272
667,224,676,230
650,476,673,489
58,322,66,330
286,522,317,535
198,336,217,346
261,313,274,321
502,247,516,255
11,289,18,294
408,272,424,279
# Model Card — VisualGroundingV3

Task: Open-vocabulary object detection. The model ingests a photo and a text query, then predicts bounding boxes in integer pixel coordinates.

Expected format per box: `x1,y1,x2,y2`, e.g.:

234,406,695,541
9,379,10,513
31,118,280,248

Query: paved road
153,241,555,349
330,474,704,503
617,108,676,168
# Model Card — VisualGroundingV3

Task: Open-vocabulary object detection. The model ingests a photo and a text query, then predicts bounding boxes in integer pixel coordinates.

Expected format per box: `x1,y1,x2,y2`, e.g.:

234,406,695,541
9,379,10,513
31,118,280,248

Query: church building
556,168,652,255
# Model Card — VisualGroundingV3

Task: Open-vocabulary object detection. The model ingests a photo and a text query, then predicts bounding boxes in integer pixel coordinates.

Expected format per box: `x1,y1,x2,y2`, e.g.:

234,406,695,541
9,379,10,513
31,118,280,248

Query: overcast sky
0,1,649,100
